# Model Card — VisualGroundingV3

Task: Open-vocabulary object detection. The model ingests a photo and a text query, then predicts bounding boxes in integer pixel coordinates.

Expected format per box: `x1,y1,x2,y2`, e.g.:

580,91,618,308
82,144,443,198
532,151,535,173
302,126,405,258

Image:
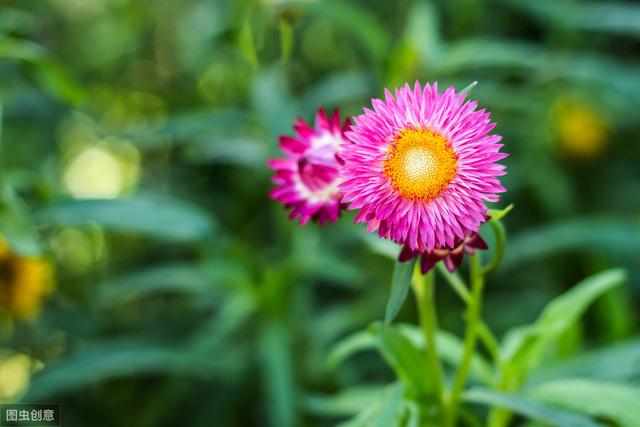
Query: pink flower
339,82,507,251
268,108,351,225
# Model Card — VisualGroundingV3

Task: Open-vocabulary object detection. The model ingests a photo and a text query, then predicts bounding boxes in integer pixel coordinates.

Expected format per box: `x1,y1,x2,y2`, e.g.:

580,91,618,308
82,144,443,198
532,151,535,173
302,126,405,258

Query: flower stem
411,266,446,419
435,263,499,361
444,253,485,427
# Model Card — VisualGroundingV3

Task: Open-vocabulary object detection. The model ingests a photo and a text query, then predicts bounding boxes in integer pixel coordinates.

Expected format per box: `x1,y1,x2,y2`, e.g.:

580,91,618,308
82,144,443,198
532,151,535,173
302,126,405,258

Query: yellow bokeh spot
0,353,37,400
555,101,608,159
384,128,457,201
63,141,140,199
0,238,54,319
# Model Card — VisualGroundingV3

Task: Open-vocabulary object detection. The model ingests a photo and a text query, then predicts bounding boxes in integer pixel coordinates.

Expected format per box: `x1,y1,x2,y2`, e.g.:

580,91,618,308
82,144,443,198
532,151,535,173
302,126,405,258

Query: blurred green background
0,0,639,426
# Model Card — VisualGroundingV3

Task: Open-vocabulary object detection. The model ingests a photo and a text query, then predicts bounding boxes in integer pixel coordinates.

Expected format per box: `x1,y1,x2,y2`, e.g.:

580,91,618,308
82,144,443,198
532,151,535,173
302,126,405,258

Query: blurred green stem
411,266,446,420
436,263,498,361
444,253,485,427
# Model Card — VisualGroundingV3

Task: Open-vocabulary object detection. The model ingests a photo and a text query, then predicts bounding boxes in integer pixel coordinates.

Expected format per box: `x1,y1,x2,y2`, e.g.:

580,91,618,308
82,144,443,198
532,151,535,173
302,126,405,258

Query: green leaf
303,385,387,417
370,323,432,395
487,204,514,222
121,109,248,149
337,383,406,427
399,325,493,385
528,379,640,427
500,269,627,383
96,263,219,307
327,330,377,369
498,0,640,37
461,81,478,94
437,38,640,97
23,340,243,401
0,181,41,255
238,17,258,67
184,137,267,169
502,219,640,271
464,388,603,427
530,338,640,384
260,321,297,427
327,323,492,385
300,1,390,63
279,18,293,60
0,37,84,104
535,269,627,336
302,71,373,113
35,194,215,243
251,68,299,138
371,382,405,427
385,259,417,324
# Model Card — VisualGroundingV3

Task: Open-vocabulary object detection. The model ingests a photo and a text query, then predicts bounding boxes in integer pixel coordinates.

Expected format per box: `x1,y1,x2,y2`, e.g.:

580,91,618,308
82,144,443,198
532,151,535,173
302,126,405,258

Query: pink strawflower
339,82,507,251
268,108,351,225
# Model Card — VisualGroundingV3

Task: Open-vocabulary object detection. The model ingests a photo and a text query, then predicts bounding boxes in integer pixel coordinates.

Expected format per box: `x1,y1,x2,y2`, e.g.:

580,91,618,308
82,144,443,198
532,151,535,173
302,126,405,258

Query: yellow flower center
383,127,457,201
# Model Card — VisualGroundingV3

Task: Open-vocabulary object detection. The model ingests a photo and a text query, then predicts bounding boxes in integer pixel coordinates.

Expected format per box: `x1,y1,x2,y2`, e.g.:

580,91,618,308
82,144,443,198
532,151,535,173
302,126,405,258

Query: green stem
436,263,498,361
411,266,446,419
444,253,485,427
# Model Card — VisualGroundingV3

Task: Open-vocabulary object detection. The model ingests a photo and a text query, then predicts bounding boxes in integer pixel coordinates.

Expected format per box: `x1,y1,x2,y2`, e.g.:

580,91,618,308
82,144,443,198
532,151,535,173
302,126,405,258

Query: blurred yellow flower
554,100,609,159
0,239,54,319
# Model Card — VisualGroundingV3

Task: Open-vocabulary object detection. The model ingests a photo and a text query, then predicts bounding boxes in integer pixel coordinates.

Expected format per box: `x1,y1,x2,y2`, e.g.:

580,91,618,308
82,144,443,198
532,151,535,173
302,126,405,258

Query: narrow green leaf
499,269,627,392
399,324,493,385
461,81,478,94
303,385,387,417
530,338,640,384
370,323,432,395
501,269,627,364
437,38,640,97
464,388,603,427
328,323,492,385
23,341,243,401
238,17,258,67
529,379,640,427
535,269,627,334
371,383,404,427
260,321,297,427
96,263,218,307
327,330,377,369
0,182,41,255
251,68,299,138
300,1,390,63
487,203,514,222
35,194,215,243
336,384,397,427
503,219,640,270
302,71,372,113
279,18,293,60
498,0,640,37
385,259,417,324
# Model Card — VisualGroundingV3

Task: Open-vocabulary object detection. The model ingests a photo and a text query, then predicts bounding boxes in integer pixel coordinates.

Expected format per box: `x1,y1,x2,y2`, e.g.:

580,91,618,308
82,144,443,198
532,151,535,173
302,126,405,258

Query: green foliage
0,0,638,426
36,195,215,243
464,388,603,427
385,259,417,324
528,379,640,427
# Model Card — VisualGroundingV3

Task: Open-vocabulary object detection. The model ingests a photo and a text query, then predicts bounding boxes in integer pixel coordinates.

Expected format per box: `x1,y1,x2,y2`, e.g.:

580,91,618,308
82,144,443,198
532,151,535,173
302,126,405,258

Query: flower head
340,82,507,251
268,108,350,225
0,238,53,319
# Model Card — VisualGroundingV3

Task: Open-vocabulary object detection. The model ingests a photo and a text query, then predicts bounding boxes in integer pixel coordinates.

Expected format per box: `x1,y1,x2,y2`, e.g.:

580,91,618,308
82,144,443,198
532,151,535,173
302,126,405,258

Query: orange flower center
383,127,457,201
